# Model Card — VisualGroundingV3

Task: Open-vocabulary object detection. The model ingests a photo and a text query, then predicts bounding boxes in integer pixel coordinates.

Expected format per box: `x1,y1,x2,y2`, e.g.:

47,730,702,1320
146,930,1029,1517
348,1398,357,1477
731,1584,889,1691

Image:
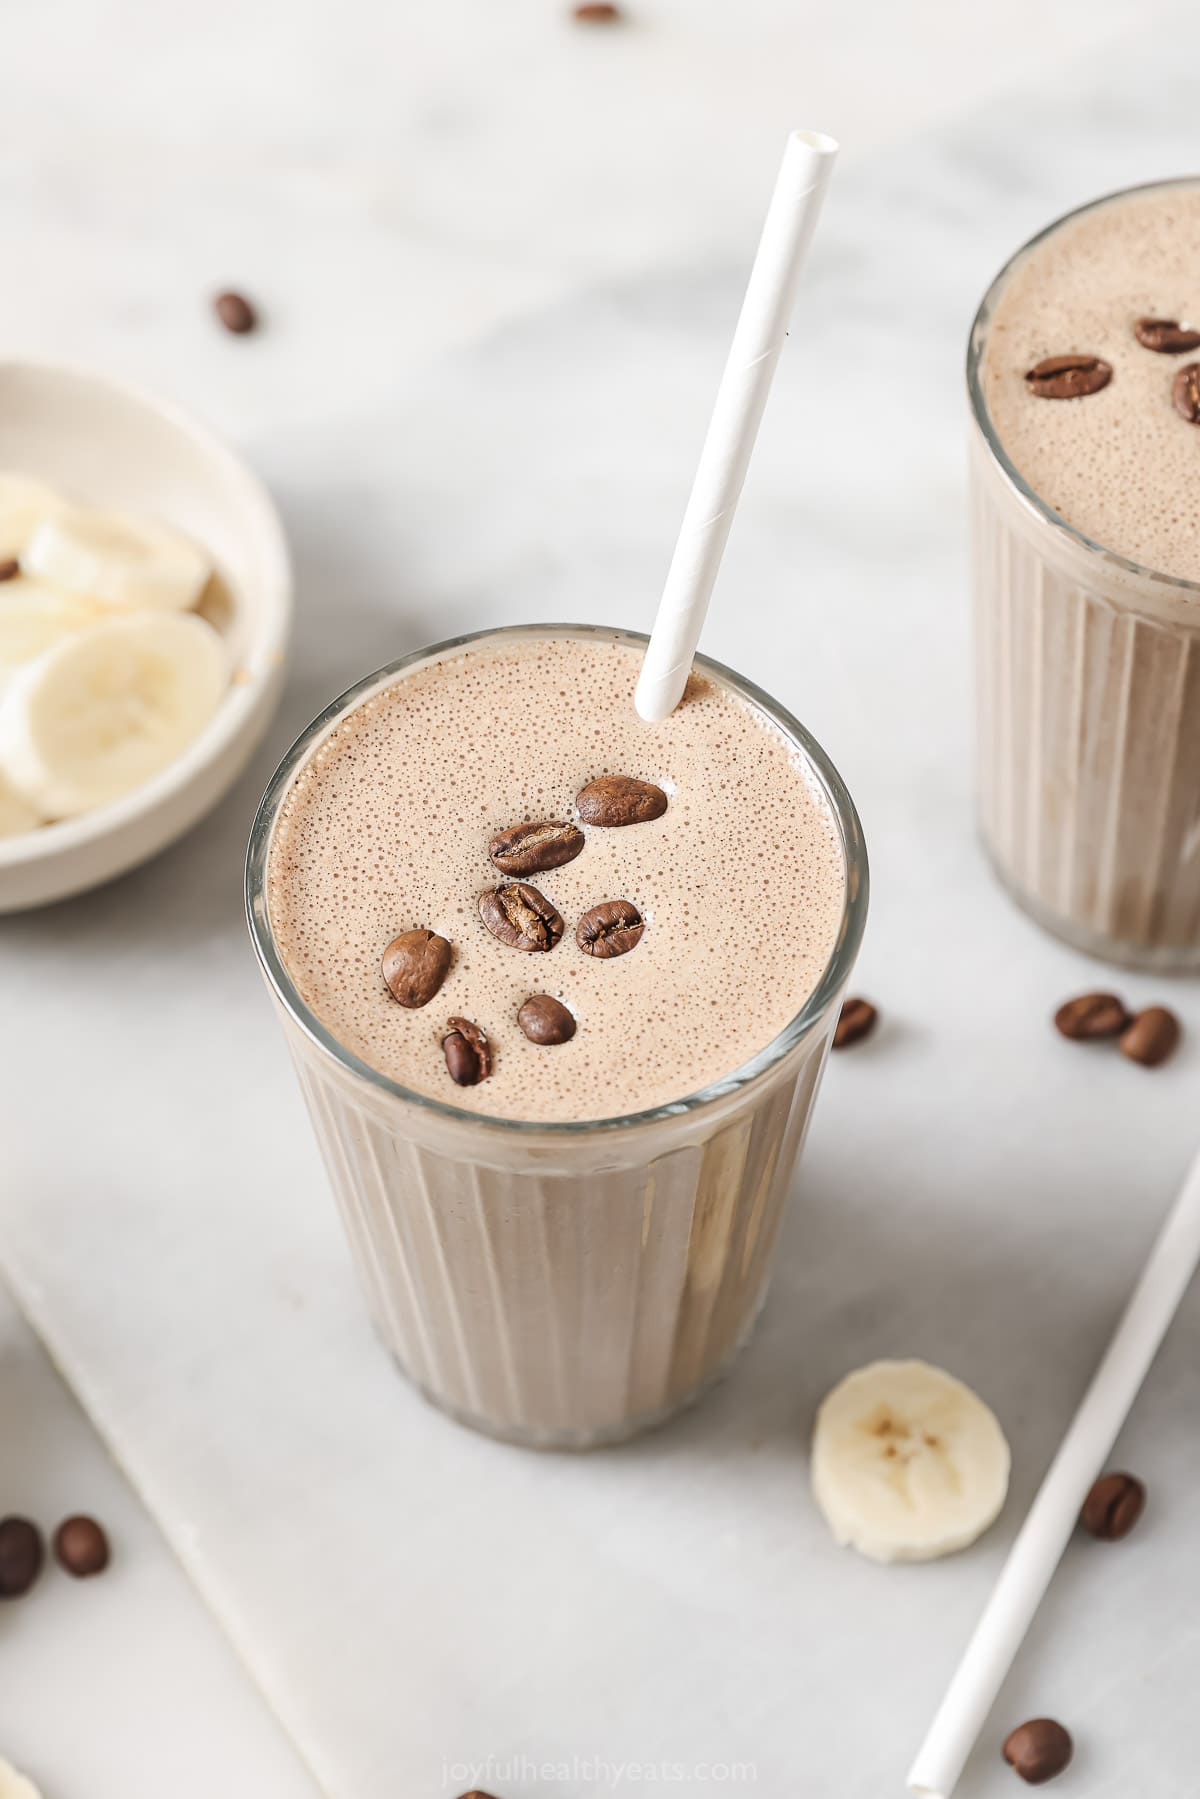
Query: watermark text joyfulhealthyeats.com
443,1754,759,1789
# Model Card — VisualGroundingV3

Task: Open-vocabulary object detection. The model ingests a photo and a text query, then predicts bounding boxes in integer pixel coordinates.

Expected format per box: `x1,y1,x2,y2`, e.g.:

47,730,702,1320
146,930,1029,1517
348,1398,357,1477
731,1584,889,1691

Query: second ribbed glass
969,182,1200,969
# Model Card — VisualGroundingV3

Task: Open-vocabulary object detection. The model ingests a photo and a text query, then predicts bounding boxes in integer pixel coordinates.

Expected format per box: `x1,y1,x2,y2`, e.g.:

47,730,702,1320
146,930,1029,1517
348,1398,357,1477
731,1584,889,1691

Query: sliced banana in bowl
0,471,68,562
0,611,228,819
23,505,211,613
0,475,225,821
0,576,101,687
0,359,291,909
0,769,43,838
811,1358,1011,1563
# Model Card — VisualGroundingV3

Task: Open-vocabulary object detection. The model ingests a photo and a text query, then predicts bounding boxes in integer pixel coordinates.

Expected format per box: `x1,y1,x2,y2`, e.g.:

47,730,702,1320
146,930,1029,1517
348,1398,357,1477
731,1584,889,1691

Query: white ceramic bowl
0,361,292,911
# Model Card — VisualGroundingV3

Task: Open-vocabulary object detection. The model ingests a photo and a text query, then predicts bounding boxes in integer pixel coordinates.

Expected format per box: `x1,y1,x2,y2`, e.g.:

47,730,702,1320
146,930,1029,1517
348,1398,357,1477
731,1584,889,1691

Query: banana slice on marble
0,472,67,561
0,610,227,818
0,576,101,686
811,1358,1010,1563
0,1756,42,1799
23,504,210,613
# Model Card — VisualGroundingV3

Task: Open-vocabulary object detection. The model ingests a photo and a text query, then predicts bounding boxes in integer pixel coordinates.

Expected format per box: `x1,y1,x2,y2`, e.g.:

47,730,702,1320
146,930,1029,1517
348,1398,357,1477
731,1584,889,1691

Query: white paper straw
907,1146,1200,1799
634,129,837,723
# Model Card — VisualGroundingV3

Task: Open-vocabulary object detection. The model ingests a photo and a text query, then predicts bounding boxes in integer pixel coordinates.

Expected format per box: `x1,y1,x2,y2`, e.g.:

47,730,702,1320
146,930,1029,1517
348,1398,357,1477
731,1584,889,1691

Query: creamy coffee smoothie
971,180,1200,965
268,633,844,1120
249,625,864,1446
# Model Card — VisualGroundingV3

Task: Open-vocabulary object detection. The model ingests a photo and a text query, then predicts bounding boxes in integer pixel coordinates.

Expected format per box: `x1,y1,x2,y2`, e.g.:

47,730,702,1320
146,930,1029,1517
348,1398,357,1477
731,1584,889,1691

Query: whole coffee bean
0,557,19,582
381,928,452,1009
213,290,258,335
1053,991,1130,1040
0,1516,44,1599
1080,1471,1145,1541
576,899,643,958
443,1017,492,1086
1002,1718,1073,1784
576,775,667,828
1172,361,1200,423
479,883,564,952
489,819,584,877
1120,1004,1181,1067
517,993,576,1045
1024,353,1112,399
573,1,621,18
833,996,877,1050
53,1514,110,1577
1133,316,1200,354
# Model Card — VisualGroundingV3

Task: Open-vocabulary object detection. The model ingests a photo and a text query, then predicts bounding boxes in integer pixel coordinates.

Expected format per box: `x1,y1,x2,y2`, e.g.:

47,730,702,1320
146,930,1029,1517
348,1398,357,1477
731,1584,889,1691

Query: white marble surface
4,2,1200,1796
0,1284,319,1798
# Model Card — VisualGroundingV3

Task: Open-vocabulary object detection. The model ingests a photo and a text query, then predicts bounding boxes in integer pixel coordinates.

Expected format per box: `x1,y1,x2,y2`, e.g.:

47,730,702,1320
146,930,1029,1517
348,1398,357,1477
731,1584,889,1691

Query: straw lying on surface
907,1147,1200,1798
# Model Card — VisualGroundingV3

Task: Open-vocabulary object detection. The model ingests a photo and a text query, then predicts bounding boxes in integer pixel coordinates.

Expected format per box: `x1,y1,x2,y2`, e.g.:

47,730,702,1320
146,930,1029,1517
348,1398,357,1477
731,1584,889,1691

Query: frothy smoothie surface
267,633,846,1122
982,184,1200,581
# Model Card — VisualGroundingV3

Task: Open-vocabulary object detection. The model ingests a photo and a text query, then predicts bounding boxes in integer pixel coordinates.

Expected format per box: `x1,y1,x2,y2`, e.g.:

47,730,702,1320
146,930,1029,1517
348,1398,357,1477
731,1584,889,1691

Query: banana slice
0,1756,42,1799
23,504,211,613
0,576,101,687
0,769,43,836
811,1359,1010,1563
0,610,227,818
0,471,67,561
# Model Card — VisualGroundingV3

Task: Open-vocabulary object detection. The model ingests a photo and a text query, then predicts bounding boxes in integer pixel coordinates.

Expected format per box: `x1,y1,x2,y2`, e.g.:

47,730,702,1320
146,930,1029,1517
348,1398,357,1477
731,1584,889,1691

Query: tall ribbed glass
247,627,867,1449
969,184,1200,970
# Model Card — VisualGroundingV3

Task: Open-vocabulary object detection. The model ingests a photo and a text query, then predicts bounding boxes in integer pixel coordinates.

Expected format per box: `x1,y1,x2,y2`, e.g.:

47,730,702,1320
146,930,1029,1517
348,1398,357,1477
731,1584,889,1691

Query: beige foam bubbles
982,183,1200,581
267,634,845,1122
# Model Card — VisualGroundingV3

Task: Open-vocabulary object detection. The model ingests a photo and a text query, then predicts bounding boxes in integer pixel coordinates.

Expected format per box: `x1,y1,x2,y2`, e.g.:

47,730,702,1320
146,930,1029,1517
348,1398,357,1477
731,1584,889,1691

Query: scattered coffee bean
1119,1004,1180,1067
1133,316,1200,354
1080,1471,1145,1541
479,883,564,952
1024,353,1112,400
1053,991,1130,1040
213,290,258,335
443,1017,492,1086
0,557,19,582
576,899,644,958
573,1,622,18
382,928,452,1009
1002,1718,1073,1785
53,1514,110,1578
576,775,667,827
489,819,584,877
833,996,877,1050
517,993,577,1045
0,1516,43,1599
1172,361,1200,423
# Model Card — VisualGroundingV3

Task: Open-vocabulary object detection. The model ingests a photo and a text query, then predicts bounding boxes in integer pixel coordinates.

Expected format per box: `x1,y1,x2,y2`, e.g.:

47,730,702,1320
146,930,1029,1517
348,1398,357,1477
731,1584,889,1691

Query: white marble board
0,1284,320,1799
2,5,1200,1797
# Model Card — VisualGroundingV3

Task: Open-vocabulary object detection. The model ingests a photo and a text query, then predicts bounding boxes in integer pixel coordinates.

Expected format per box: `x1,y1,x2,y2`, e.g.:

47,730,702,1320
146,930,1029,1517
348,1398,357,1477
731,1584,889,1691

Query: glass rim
966,175,1200,597
245,622,869,1136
